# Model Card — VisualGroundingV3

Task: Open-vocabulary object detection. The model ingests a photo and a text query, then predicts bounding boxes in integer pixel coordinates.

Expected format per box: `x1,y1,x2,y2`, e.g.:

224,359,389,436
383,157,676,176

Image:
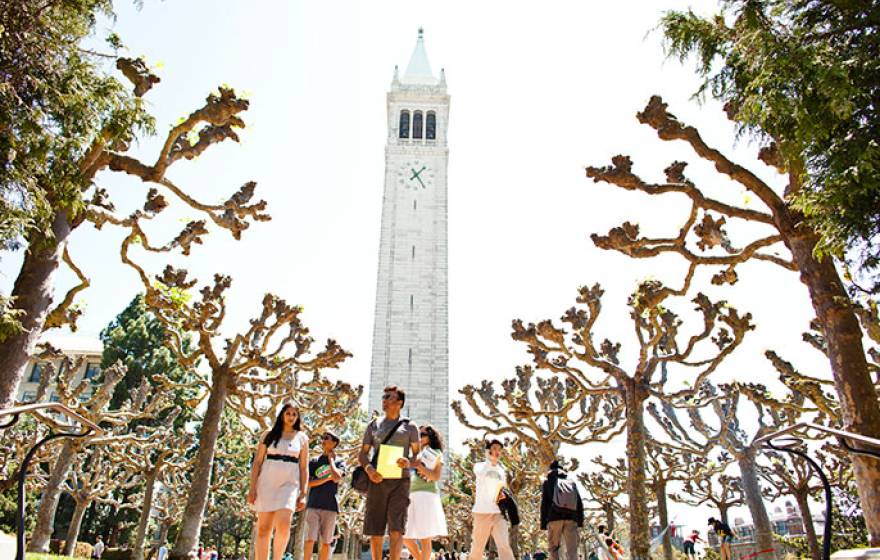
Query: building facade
368,29,450,439
15,335,103,404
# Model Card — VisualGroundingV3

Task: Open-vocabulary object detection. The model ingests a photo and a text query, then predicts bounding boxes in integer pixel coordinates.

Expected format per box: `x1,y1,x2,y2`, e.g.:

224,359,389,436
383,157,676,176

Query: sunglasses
381,394,397,401
419,432,429,437
321,435,335,441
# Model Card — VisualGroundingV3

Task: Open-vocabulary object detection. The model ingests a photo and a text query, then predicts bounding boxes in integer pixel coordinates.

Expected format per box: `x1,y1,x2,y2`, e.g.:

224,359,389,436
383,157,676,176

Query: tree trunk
736,450,774,558
604,502,615,534
781,215,880,546
28,439,78,552
249,524,258,560
133,467,160,560
289,510,306,560
170,371,230,559
624,383,649,560
719,505,730,527
0,210,72,409
63,499,90,556
656,479,672,560
793,491,820,560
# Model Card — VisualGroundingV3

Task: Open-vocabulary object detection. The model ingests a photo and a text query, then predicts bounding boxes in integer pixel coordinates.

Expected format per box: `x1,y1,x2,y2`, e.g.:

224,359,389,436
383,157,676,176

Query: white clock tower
369,29,449,440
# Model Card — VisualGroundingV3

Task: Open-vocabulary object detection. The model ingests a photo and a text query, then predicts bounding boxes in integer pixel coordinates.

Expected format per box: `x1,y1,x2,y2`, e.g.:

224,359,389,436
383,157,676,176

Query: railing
753,422,880,560
0,403,103,560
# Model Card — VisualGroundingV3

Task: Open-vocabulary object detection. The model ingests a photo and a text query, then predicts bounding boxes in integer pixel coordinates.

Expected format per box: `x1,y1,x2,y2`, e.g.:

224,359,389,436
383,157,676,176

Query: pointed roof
401,28,439,85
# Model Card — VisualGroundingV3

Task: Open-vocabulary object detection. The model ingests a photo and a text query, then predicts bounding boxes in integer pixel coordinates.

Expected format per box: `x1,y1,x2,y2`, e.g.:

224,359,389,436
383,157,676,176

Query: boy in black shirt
305,432,345,560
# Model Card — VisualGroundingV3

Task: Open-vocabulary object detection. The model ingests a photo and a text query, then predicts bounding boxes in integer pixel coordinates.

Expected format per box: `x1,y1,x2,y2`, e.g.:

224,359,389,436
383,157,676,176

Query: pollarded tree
585,96,880,542
117,263,350,560
60,444,140,556
452,364,625,470
122,428,192,560
0,13,268,412
26,353,149,553
645,443,709,560
577,469,626,534
760,445,853,560
671,471,743,527
511,281,753,560
649,382,815,559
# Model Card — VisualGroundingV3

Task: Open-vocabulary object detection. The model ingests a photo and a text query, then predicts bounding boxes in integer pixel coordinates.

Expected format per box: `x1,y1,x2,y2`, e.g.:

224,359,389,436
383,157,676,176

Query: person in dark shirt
708,517,734,560
304,431,345,560
540,461,585,560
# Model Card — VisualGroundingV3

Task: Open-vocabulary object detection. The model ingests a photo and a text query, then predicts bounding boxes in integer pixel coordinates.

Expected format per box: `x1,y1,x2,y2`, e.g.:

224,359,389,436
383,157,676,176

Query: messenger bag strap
369,418,409,465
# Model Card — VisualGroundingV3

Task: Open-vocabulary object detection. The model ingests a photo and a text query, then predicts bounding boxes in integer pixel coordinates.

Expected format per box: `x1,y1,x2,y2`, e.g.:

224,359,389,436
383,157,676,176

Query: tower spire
402,27,436,84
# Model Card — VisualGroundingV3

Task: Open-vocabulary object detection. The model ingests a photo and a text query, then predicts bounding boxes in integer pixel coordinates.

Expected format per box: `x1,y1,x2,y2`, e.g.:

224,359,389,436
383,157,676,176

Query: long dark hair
263,402,301,449
420,424,444,451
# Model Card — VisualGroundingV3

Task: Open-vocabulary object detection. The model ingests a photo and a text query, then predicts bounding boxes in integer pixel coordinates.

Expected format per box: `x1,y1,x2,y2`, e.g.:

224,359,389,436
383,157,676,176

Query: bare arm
248,433,269,503
298,437,309,494
326,455,343,482
416,455,443,482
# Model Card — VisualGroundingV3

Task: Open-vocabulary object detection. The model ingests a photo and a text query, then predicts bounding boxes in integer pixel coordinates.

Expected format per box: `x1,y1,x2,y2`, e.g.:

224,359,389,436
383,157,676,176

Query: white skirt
404,491,448,539
254,460,300,513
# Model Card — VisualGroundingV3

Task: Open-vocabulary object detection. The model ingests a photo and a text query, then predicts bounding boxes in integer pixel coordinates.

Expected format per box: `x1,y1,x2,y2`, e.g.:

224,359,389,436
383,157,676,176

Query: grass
26,554,80,560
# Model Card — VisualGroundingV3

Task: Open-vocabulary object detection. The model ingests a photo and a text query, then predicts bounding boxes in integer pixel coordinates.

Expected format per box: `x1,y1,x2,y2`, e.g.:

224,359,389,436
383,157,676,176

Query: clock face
397,160,434,190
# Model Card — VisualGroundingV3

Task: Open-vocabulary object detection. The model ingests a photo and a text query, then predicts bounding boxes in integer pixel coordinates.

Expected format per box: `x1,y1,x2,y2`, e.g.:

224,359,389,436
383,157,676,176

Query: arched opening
399,110,410,138
413,111,423,139
426,111,436,140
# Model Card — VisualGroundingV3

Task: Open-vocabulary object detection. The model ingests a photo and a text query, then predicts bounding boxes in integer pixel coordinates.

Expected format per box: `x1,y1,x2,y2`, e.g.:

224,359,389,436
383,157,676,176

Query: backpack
552,476,579,512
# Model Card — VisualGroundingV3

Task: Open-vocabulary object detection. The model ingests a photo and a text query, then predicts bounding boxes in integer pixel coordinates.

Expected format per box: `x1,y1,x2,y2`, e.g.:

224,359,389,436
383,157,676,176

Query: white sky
0,0,831,532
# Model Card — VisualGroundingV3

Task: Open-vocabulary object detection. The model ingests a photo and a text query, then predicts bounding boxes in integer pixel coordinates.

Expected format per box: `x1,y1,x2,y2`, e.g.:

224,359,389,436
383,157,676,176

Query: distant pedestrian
683,529,703,560
708,518,734,560
92,536,105,559
540,460,584,560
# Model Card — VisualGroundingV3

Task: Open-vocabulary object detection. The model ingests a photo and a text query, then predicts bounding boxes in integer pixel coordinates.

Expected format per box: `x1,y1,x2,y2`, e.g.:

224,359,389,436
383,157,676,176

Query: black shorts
363,478,411,536
684,542,695,554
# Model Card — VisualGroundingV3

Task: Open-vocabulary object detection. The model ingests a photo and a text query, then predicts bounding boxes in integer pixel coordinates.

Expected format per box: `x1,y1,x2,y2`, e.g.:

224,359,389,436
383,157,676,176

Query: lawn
25,554,80,560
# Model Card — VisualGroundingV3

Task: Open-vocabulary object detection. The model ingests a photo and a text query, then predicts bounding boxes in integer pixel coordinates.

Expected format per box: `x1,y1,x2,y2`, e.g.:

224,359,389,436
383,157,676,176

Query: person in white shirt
93,536,105,559
468,439,514,560
156,544,169,560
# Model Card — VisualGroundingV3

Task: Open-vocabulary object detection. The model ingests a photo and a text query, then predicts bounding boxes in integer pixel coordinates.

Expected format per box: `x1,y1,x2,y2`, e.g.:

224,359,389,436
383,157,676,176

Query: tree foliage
660,0,880,281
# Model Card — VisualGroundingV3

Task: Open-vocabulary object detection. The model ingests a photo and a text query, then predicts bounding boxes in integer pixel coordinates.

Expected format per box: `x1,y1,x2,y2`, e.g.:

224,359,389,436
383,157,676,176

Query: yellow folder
377,444,405,479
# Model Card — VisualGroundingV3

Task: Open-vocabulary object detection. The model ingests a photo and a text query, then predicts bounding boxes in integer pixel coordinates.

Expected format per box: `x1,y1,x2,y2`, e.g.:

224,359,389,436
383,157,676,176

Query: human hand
295,496,306,512
247,487,256,505
367,466,383,484
397,457,410,469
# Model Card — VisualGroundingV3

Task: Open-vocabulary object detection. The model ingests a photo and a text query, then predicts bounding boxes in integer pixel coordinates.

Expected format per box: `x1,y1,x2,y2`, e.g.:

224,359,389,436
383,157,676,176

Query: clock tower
369,29,450,441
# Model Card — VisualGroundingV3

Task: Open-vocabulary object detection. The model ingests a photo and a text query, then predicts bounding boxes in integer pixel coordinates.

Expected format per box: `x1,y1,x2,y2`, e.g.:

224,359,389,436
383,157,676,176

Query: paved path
0,531,16,558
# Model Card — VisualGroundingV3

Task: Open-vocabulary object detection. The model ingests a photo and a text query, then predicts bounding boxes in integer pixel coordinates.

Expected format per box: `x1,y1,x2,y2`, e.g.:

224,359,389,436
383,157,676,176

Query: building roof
37,331,103,355
401,28,439,86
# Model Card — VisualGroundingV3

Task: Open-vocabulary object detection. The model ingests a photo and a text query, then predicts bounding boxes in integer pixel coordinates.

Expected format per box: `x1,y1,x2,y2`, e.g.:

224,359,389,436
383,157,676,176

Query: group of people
245,384,737,560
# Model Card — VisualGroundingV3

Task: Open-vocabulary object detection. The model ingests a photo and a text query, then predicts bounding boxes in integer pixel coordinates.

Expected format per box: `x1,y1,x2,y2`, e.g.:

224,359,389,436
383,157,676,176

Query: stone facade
368,30,450,441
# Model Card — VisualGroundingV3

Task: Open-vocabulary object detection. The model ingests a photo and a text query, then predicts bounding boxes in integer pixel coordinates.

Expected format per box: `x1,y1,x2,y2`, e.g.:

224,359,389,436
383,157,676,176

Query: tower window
399,110,410,139
410,295,414,311
408,348,413,367
426,112,436,140
413,200,417,211
413,111,423,139
412,245,415,260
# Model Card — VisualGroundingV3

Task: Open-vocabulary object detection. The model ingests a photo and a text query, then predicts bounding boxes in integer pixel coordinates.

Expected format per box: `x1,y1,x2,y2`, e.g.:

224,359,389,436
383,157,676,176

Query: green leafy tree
100,294,195,419
660,0,880,284
0,0,267,413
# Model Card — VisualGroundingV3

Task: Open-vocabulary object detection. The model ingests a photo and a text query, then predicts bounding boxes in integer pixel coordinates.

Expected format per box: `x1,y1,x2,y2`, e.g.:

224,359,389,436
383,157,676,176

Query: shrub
48,538,94,558
102,548,134,560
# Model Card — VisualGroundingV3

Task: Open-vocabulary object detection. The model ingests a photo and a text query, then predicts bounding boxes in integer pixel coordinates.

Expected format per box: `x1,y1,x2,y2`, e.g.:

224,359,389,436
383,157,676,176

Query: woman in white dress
404,424,448,560
248,403,309,560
